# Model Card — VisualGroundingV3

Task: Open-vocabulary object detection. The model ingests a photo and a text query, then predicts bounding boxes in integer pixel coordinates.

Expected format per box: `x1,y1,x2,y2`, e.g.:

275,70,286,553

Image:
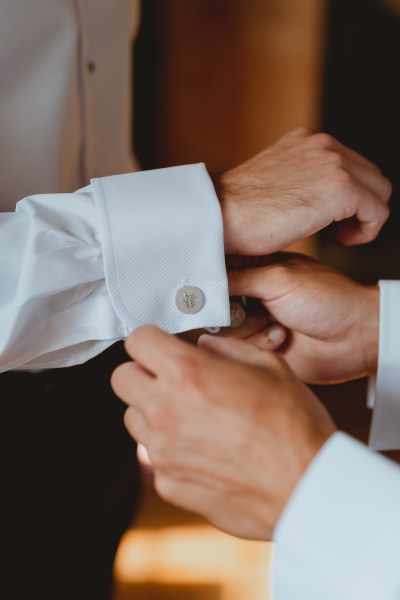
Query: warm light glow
114,525,273,600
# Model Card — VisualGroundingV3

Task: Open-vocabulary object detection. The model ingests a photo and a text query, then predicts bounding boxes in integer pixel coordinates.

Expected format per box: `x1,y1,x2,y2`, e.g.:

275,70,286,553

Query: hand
217,127,392,255
227,252,380,384
111,326,336,540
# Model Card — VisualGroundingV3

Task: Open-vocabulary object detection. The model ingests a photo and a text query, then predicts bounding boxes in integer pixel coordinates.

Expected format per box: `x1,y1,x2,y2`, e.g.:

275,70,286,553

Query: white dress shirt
272,432,400,600
2,3,400,597
368,281,400,451
0,0,140,211
270,283,400,599
0,164,230,371
0,0,230,371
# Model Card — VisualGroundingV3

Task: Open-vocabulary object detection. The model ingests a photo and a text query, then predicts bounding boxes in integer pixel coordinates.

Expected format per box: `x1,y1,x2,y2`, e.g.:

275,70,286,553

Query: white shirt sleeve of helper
367,280,400,451
0,163,230,372
272,432,400,600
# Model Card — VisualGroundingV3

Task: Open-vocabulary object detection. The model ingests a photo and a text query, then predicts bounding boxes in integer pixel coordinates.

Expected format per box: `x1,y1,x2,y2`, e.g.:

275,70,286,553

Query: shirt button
176,286,205,314
229,300,247,328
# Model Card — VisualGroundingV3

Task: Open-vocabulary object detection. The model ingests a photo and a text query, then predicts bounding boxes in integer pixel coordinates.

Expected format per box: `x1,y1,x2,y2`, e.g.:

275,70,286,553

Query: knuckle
287,125,314,137
383,176,393,201
311,132,336,151
171,353,201,387
143,399,172,431
294,125,314,136
154,473,179,504
110,368,122,395
110,362,134,397
149,443,171,469
378,202,390,225
123,407,136,433
331,167,355,193
363,228,379,243
338,168,354,185
325,150,345,167
270,261,297,280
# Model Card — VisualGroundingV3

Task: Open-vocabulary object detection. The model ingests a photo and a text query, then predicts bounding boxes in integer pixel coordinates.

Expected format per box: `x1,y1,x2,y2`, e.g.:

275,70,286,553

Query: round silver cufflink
229,300,247,328
175,286,205,314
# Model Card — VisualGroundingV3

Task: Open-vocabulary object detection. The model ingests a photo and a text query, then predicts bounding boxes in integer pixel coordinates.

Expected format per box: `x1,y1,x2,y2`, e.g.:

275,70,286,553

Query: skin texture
218,127,392,255
224,252,380,384
110,129,389,544
111,326,336,541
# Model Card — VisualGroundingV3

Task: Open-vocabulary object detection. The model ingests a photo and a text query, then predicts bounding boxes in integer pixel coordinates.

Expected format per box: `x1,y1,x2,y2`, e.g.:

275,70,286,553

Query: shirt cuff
92,163,230,335
272,432,400,600
368,280,400,450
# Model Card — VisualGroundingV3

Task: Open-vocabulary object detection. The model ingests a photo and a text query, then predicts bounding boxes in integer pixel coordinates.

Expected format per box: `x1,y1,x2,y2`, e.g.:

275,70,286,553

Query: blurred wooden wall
134,0,399,451
134,0,327,255
154,0,327,174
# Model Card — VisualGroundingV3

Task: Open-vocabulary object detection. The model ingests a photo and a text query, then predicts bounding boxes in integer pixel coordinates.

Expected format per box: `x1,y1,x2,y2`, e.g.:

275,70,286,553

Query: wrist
212,172,242,255
361,285,380,374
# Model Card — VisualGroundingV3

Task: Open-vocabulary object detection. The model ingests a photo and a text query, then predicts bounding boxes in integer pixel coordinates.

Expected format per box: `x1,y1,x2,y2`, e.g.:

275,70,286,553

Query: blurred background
112,1,400,598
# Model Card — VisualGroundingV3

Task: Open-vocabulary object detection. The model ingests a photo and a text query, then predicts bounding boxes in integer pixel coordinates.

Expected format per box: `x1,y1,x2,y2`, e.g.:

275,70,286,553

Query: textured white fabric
0,0,139,211
93,165,230,333
0,2,230,371
0,166,230,372
0,187,124,371
368,280,400,450
272,432,400,600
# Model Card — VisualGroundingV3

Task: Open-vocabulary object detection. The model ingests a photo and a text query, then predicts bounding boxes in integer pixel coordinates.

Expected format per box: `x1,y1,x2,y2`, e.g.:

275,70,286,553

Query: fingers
216,311,270,339
302,130,383,175
327,136,382,173
111,360,154,404
123,325,193,377
307,134,392,244
278,126,315,143
333,177,390,244
111,362,154,404
278,127,382,181
284,130,392,244
338,185,390,244
124,405,148,445
198,331,285,367
245,326,288,352
228,264,281,302
346,160,392,202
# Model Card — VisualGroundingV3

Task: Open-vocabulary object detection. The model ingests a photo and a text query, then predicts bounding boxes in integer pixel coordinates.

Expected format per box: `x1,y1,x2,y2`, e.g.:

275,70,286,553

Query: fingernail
266,326,284,341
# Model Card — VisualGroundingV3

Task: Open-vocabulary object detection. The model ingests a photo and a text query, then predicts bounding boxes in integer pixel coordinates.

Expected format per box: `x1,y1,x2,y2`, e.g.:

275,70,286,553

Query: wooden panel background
154,0,327,175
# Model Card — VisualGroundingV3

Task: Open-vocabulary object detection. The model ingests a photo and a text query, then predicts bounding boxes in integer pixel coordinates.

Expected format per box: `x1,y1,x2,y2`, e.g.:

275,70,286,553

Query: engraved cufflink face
175,286,205,314
229,300,247,328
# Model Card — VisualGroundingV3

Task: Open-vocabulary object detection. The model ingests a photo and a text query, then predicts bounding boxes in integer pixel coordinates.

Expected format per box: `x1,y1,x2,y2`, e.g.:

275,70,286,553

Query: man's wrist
361,285,380,374
211,172,241,255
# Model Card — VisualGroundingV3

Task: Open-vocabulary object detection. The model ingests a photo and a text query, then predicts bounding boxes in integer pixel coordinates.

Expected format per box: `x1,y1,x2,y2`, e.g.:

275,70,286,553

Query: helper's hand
218,127,392,255
111,326,336,540
226,253,380,384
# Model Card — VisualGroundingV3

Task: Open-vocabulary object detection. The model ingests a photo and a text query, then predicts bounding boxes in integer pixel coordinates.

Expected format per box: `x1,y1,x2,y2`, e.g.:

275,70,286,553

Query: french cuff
92,164,230,335
368,280,400,451
272,432,400,600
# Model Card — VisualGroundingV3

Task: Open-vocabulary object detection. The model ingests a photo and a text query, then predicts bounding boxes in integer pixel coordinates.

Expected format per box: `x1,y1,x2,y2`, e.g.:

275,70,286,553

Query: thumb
198,334,277,369
228,252,310,301
228,265,275,301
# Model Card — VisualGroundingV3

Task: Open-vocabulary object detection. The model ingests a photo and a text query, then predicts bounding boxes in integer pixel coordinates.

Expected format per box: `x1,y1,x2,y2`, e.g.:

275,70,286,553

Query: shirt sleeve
0,163,230,372
367,280,400,451
272,432,400,600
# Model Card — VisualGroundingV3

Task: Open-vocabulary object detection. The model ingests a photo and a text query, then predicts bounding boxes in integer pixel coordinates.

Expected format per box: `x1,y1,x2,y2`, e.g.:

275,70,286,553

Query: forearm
0,165,230,372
